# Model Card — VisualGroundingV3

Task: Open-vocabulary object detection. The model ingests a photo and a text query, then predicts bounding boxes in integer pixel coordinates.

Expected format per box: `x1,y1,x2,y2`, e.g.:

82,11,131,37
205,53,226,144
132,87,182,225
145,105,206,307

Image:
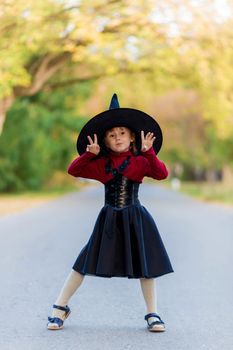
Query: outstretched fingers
87,133,98,145
86,133,100,155
141,130,156,139
87,136,93,144
146,132,156,140
94,133,98,144
141,130,156,152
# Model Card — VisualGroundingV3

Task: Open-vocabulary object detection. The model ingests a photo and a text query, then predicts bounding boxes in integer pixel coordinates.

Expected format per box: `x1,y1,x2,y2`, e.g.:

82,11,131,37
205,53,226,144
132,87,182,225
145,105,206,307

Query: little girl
47,94,174,332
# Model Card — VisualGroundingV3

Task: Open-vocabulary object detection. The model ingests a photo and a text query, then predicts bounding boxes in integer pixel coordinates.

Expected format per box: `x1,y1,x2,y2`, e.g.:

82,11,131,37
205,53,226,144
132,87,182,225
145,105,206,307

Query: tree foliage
0,0,166,130
0,0,233,190
0,84,91,191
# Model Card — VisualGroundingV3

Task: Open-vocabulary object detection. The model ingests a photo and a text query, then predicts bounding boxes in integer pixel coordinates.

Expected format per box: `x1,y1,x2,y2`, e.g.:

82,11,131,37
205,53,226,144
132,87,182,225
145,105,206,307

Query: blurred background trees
0,0,233,192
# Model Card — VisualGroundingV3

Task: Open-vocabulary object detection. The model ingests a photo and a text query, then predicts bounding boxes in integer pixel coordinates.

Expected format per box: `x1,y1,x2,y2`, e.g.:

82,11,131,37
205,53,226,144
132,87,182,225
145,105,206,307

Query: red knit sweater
67,147,168,184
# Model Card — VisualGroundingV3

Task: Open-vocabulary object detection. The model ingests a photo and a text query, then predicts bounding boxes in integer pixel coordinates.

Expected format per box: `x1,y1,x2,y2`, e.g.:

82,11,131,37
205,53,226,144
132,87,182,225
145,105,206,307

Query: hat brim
76,108,163,155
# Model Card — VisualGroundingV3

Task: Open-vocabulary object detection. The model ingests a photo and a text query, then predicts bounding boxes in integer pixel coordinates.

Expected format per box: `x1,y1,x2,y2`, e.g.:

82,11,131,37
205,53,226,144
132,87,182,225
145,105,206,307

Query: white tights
52,269,158,319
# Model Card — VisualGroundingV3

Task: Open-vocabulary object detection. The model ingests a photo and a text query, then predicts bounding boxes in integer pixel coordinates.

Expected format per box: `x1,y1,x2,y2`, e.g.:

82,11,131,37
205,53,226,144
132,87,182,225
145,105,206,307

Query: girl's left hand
141,131,156,152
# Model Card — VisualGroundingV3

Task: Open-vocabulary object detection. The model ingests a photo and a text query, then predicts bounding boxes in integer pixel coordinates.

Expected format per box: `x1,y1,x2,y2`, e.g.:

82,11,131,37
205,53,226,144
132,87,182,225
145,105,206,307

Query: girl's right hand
86,134,100,155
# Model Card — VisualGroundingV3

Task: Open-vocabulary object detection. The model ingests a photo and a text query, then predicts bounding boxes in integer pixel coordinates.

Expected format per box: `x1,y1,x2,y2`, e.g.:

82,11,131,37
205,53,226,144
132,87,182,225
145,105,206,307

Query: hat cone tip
109,93,120,109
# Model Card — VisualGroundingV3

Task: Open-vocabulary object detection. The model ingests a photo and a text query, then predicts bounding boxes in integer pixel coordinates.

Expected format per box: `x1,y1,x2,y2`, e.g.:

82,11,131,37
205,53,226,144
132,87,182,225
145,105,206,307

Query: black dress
72,157,174,279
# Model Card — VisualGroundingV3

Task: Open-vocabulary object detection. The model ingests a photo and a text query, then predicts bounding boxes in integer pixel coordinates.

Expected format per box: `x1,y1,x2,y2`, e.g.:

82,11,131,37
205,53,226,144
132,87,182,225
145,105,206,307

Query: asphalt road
0,183,232,350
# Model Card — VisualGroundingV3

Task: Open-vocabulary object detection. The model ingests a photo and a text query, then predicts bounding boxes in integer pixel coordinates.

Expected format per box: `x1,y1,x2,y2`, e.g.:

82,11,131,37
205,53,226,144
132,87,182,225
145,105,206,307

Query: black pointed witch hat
76,93,163,155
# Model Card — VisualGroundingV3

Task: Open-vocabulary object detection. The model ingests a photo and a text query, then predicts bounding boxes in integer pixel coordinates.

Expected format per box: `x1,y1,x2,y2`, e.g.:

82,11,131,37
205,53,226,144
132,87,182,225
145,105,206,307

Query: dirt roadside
0,195,57,217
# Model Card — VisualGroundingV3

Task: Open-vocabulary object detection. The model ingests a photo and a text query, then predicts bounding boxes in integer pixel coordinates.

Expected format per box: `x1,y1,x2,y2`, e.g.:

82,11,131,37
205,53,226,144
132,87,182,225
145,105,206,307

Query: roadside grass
159,179,233,205
1,185,75,198
178,181,233,204
0,180,89,216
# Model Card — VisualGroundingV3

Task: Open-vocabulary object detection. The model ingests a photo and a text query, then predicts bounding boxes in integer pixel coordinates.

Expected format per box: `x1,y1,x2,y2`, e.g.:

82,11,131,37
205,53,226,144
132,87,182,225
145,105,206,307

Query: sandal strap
48,317,64,327
148,320,164,328
144,313,164,324
53,304,70,313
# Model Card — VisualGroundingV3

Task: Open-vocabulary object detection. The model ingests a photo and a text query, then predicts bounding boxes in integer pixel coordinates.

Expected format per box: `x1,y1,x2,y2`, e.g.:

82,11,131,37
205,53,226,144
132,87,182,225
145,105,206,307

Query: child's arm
67,151,103,180
142,147,168,180
68,134,104,181
140,130,168,180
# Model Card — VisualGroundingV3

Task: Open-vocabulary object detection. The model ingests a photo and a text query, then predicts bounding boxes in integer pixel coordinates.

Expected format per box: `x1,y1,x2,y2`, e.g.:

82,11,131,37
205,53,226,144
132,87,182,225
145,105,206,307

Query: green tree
0,0,164,132
0,84,90,191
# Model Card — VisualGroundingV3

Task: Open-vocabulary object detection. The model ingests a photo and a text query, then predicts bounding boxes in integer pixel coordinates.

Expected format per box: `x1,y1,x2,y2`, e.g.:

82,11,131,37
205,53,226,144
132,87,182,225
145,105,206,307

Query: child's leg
139,278,165,331
52,269,84,318
139,278,158,314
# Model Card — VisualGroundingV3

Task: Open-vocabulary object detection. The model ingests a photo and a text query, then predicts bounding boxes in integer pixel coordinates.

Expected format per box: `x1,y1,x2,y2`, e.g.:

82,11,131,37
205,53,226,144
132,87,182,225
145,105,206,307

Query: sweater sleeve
67,151,104,181
142,147,169,180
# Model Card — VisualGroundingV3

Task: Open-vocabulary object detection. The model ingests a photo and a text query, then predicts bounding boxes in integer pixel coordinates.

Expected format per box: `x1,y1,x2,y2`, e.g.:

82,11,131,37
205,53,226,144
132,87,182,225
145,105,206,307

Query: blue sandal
144,313,165,332
47,304,71,330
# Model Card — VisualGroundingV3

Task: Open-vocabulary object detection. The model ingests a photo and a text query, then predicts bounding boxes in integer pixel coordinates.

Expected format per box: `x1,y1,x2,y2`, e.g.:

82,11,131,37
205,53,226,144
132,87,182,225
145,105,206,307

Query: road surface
0,183,232,350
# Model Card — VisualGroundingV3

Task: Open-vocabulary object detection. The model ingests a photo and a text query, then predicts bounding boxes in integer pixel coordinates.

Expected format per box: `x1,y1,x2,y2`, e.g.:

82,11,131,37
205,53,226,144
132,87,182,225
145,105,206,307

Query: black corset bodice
104,174,140,208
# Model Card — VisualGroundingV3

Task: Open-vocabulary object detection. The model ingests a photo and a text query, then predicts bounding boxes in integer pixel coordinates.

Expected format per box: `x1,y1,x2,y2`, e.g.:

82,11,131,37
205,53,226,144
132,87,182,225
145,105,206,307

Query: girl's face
104,126,134,153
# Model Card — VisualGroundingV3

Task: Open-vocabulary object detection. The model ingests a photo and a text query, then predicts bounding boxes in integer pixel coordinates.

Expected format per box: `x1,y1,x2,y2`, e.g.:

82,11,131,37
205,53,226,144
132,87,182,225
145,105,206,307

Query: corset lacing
104,155,140,208
105,174,140,208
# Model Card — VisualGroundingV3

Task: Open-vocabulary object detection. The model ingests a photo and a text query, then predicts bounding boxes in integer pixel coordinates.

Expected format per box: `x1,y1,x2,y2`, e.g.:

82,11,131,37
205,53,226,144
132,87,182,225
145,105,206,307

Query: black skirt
72,187,174,279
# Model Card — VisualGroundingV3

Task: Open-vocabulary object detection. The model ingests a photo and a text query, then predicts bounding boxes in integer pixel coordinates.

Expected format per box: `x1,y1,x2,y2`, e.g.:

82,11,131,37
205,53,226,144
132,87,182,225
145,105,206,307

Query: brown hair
129,131,138,155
